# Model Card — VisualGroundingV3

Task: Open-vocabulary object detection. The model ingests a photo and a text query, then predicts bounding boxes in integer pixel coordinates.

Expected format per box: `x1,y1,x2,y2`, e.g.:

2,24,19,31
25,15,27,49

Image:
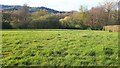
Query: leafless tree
100,0,118,23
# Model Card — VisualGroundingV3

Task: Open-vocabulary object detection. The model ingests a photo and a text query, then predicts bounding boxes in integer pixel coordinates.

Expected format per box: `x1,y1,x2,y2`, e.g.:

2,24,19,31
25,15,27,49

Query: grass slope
2,30,118,66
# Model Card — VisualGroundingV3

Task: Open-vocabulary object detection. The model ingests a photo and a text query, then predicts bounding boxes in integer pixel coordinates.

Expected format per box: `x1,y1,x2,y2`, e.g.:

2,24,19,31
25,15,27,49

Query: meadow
2,29,118,66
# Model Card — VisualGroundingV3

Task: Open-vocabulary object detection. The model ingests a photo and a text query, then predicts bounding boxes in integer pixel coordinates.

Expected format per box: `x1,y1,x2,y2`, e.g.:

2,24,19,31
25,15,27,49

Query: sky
0,0,105,11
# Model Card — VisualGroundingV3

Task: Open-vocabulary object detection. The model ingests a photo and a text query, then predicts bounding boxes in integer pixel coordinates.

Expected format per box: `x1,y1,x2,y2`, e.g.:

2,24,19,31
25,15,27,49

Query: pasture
2,29,118,66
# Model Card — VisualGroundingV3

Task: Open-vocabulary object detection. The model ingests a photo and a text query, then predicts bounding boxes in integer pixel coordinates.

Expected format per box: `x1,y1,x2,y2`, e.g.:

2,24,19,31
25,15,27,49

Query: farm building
103,25,120,32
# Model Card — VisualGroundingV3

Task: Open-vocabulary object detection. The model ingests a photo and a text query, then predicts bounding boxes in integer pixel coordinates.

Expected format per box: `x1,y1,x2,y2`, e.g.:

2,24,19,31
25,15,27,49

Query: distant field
2,29,118,66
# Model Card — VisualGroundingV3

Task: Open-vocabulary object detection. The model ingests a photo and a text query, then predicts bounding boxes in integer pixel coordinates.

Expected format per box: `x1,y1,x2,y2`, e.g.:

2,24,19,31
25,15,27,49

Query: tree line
1,0,119,30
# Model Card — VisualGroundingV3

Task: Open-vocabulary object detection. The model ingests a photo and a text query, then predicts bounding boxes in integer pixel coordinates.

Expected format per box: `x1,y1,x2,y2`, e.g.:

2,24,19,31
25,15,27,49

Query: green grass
2,29,118,66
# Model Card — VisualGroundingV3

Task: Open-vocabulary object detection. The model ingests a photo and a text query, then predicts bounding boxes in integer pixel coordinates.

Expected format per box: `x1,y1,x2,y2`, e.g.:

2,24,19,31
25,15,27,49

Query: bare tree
11,4,30,28
100,0,117,24
88,6,107,28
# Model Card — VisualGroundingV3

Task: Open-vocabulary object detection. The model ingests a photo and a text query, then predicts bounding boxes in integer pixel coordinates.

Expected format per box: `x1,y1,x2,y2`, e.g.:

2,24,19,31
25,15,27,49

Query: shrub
2,22,12,29
29,14,61,29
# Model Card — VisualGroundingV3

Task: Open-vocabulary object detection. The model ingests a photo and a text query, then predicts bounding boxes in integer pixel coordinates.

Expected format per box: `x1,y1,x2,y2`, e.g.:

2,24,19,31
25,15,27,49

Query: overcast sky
0,0,105,11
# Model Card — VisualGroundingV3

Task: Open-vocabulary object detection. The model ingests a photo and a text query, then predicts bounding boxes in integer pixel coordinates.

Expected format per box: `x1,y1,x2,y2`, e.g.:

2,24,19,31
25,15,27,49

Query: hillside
1,5,64,13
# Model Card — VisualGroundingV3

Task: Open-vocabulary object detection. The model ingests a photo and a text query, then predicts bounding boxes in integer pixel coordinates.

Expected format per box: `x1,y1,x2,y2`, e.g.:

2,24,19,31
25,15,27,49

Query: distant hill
0,5,64,13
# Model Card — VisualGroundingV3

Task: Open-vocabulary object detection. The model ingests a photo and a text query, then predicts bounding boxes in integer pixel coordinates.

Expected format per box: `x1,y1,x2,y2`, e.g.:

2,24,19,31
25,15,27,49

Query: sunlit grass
2,29,118,66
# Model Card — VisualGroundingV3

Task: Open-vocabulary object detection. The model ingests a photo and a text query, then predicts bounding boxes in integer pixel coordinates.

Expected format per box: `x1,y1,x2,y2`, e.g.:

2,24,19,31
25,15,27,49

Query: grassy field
2,29,118,66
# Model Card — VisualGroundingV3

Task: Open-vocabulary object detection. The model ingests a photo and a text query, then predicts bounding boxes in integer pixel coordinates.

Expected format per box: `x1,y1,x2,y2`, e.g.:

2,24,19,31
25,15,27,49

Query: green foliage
2,12,12,22
29,14,61,29
59,16,72,28
59,11,89,29
1,4,118,29
1,22,12,29
2,30,118,66
9,4,30,29
2,12,13,29
31,10,49,19
75,25,80,28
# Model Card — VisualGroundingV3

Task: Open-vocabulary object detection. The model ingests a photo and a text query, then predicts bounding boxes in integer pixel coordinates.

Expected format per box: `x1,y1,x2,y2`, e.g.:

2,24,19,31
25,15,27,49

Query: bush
2,22,12,29
29,14,61,29
75,25,80,28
